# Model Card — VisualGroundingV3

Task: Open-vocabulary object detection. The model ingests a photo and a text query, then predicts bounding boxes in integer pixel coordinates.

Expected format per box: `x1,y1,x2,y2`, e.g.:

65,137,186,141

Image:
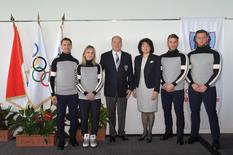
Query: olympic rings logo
31,43,49,87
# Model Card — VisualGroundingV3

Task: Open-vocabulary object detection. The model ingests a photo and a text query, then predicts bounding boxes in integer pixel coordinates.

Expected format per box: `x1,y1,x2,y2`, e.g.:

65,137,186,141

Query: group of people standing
49,29,222,151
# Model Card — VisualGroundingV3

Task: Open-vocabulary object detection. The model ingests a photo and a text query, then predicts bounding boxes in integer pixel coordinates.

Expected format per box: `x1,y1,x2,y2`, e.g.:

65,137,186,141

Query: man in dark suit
100,35,134,142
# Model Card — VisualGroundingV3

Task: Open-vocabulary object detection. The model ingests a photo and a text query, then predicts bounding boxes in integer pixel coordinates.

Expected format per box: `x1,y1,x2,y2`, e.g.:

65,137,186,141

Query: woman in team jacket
75,45,103,148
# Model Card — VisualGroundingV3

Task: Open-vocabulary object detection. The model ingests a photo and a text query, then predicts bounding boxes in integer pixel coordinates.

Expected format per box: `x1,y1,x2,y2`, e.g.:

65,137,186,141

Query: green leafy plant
9,105,57,143
95,104,108,129
0,105,17,131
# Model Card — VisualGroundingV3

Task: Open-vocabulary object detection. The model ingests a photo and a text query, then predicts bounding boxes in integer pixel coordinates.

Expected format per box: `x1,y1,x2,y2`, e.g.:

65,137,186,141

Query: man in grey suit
100,36,134,142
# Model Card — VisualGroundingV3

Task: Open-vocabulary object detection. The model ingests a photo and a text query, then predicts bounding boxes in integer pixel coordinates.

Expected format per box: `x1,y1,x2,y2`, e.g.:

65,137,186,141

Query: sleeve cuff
161,81,165,86
154,87,159,92
204,83,210,88
172,82,177,86
92,91,97,95
84,91,88,96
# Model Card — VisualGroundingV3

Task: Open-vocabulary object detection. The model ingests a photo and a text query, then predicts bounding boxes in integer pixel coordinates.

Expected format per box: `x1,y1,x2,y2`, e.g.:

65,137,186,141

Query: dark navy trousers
57,94,78,145
79,99,101,135
188,86,220,141
161,89,185,138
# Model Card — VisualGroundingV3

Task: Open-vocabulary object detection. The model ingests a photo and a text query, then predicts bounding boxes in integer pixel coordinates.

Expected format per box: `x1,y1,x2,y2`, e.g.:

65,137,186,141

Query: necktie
115,53,120,70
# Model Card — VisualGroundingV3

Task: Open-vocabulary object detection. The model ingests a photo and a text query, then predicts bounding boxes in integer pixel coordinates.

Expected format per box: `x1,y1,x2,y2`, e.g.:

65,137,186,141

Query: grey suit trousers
106,96,127,137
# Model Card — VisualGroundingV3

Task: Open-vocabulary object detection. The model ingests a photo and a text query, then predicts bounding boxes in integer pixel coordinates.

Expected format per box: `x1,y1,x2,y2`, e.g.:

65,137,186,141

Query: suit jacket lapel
109,50,117,72
118,52,125,72
137,55,143,75
144,53,152,70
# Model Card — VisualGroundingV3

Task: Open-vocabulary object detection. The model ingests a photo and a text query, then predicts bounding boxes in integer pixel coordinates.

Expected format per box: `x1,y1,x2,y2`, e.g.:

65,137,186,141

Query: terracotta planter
16,134,56,147
76,128,106,142
96,128,106,141
0,130,13,142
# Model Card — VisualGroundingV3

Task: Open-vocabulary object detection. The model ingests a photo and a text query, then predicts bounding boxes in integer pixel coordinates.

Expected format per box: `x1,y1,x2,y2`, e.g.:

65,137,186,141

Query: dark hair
138,38,154,54
167,34,179,41
195,29,208,37
61,37,72,45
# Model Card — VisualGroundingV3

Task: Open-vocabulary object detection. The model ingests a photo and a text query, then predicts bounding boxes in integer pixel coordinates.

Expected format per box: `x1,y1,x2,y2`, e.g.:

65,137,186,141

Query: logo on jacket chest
124,65,128,71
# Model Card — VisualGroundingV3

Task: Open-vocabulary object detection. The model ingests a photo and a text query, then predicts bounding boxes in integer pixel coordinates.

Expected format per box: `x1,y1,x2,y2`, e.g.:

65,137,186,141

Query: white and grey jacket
160,49,189,91
186,45,222,88
49,52,79,96
75,61,103,100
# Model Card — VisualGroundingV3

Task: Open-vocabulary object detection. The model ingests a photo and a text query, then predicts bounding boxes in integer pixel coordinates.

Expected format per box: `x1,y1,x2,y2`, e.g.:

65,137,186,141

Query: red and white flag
5,23,28,109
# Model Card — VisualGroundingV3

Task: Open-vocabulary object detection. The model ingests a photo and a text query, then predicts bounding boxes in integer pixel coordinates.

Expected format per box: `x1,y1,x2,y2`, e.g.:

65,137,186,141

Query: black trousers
57,94,78,145
79,99,101,135
161,89,185,138
188,86,220,141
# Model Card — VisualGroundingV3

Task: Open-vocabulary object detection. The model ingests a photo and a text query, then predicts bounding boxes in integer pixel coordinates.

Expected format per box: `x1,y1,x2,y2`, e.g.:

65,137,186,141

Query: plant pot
76,128,106,142
0,130,13,142
96,128,106,141
16,134,56,147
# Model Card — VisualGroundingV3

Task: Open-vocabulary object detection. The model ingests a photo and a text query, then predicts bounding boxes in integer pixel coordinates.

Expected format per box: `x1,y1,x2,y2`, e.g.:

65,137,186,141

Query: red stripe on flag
6,23,26,99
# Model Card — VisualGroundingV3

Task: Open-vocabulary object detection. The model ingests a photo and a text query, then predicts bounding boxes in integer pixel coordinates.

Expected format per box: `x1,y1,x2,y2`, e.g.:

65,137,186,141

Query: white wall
0,0,233,20
0,0,233,134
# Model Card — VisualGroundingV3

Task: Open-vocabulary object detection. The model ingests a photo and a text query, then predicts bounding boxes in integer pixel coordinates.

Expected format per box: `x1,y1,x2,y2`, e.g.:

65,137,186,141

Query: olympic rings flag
5,22,28,109
27,23,51,109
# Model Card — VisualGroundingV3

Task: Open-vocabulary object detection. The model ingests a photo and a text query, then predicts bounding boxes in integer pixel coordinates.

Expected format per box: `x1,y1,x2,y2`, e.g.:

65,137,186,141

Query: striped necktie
115,52,120,70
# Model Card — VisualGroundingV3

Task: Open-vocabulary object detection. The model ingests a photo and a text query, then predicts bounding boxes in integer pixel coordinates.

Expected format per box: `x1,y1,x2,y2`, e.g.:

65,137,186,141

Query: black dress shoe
160,133,173,140
212,140,221,150
57,145,64,150
110,136,116,142
119,135,128,141
70,139,79,147
177,137,184,145
146,137,152,143
138,134,147,141
186,136,199,144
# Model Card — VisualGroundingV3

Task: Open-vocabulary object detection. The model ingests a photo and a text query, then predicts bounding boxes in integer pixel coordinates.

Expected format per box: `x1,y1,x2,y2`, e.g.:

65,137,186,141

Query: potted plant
0,105,17,141
96,104,108,141
9,105,57,147
75,104,108,142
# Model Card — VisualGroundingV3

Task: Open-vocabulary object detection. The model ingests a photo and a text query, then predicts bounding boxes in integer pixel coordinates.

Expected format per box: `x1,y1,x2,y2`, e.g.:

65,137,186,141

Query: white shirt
112,50,122,67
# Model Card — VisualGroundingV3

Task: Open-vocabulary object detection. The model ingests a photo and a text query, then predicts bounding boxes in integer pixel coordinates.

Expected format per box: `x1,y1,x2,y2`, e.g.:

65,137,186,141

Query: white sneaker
90,134,97,148
82,133,90,148
64,140,69,147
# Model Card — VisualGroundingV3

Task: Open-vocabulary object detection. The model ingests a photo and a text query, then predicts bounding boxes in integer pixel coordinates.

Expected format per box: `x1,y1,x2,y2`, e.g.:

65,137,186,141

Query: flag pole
10,14,15,25
60,13,65,38
37,12,41,26
61,13,65,25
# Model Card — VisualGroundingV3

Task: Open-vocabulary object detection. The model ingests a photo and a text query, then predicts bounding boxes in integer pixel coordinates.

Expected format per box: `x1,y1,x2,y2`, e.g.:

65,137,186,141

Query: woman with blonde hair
75,45,103,148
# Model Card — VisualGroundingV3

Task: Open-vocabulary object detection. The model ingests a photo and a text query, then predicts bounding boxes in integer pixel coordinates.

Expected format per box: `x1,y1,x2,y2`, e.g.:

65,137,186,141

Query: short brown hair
195,29,208,37
167,34,179,41
61,37,72,45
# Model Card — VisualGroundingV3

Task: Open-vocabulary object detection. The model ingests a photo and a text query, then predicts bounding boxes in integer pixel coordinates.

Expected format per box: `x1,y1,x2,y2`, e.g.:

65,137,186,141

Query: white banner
27,24,51,109
51,23,63,62
181,18,224,130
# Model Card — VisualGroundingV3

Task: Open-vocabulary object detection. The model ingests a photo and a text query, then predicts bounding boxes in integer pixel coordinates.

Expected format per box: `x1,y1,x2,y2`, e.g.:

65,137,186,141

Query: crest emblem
124,65,128,71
